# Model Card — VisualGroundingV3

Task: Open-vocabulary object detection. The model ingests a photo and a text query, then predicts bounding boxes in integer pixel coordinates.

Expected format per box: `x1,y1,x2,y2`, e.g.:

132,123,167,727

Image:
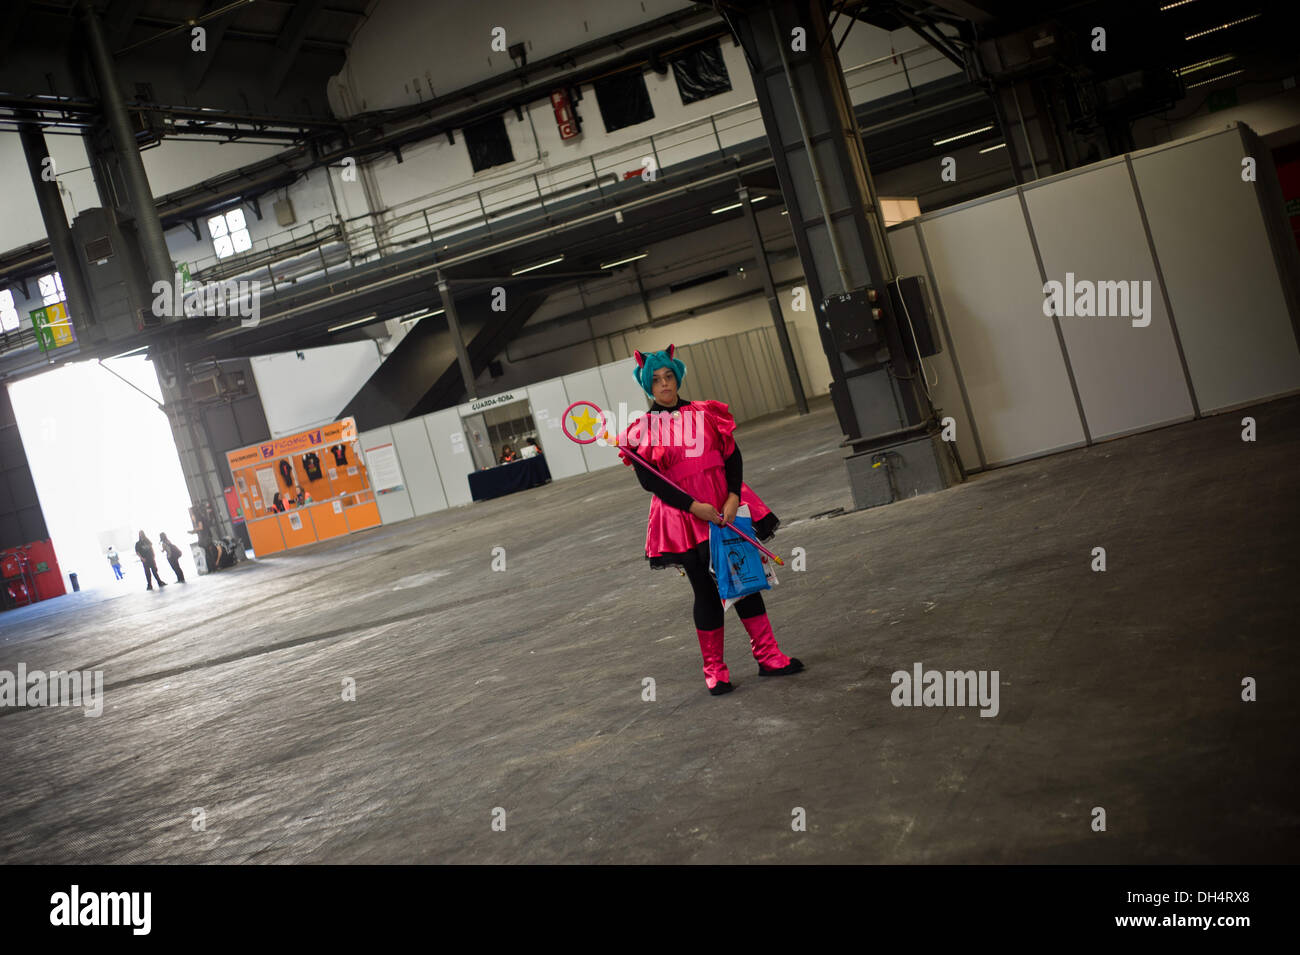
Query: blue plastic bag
709,510,771,601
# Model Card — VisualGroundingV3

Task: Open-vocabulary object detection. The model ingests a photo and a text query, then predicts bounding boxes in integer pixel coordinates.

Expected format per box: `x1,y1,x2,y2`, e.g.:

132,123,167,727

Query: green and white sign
31,301,76,352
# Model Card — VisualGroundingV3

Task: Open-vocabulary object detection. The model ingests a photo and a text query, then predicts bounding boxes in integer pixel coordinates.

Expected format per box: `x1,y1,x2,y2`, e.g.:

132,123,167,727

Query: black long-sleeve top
631,398,742,512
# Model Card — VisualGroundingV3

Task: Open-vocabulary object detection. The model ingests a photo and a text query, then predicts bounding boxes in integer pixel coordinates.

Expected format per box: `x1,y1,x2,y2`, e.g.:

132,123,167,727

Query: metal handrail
179,44,949,283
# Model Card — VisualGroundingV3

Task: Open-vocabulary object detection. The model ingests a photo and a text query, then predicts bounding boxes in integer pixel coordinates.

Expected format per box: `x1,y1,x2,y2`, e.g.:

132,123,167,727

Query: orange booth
225,417,381,556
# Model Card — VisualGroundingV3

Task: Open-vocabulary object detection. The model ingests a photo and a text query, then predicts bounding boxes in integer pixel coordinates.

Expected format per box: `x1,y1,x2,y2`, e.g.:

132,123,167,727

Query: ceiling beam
265,0,326,98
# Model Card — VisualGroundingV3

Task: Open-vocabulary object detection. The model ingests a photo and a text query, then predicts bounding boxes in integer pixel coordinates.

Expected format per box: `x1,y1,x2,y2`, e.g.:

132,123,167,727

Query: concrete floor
1,394,1297,864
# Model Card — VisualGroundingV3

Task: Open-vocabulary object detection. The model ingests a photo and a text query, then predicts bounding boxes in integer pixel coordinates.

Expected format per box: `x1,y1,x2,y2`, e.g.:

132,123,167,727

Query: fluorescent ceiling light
1185,14,1261,41
1178,54,1236,75
1185,68,1244,88
600,252,648,269
933,125,994,146
327,313,379,333
979,142,1007,154
710,195,768,215
511,255,564,275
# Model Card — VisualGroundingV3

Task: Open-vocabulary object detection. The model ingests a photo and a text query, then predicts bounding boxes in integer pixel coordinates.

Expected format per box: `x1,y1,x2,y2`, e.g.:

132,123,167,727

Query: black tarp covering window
592,71,655,133
672,39,732,105
466,115,514,172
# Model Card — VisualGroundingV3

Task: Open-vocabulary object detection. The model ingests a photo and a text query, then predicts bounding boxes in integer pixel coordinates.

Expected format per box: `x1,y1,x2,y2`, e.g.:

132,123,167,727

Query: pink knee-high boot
740,613,804,675
696,627,732,693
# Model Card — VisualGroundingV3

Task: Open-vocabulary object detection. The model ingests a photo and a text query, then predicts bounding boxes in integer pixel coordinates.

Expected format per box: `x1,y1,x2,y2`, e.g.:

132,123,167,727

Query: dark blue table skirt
467,454,553,502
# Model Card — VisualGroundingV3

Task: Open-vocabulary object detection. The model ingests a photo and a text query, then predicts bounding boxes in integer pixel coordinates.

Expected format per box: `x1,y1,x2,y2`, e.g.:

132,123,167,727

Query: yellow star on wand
570,406,600,438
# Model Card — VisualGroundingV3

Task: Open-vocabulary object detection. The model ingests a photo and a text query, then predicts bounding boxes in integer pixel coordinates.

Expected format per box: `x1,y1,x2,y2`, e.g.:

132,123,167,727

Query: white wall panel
392,418,448,517
524,377,588,480
424,408,474,508
359,426,415,524
1023,161,1195,438
887,223,982,470
560,368,616,472
918,196,1087,465
1131,128,1300,411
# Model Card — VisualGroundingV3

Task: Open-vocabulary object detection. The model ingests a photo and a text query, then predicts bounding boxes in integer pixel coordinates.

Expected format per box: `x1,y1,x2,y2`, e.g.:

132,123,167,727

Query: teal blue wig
632,345,686,397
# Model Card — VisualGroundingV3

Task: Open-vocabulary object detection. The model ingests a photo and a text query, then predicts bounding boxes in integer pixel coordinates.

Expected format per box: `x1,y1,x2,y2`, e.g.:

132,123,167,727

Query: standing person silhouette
159,532,185,583
135,531,166,591
614,345,802,696
106,546,124,580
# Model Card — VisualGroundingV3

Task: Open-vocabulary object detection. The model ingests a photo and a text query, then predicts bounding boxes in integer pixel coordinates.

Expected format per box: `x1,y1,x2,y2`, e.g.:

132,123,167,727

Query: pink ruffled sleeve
699,400,738,457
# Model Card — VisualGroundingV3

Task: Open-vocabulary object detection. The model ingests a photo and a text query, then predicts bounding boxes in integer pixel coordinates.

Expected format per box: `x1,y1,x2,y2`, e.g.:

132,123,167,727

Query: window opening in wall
466,115,515,172
593,70,655,133
672,39,732,104
208,208,252,259
37,272,64,306
0,289,19,332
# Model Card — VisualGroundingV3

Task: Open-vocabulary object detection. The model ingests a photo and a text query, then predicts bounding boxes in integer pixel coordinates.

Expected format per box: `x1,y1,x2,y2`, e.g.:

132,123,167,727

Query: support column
726,0,958,507
78,0,175,292
17,113,96,336
438,274,478,401
738,185,808,415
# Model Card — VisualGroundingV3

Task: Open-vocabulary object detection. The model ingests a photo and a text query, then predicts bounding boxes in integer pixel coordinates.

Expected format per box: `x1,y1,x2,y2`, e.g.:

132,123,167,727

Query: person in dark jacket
159,532,185,583
135,531,166,591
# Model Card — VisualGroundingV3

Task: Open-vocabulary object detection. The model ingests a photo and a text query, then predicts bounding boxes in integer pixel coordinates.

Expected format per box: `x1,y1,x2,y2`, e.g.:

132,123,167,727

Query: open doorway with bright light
6,357,196,596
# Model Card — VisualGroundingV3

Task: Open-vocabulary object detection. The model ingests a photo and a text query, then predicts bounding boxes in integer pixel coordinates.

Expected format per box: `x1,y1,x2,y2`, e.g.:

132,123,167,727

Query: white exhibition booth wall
886,122,1300,470
354,356,651,526
345,121,1300,533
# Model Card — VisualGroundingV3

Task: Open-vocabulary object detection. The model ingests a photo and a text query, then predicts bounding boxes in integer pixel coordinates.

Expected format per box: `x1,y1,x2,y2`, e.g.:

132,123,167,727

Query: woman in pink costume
616,345,803,696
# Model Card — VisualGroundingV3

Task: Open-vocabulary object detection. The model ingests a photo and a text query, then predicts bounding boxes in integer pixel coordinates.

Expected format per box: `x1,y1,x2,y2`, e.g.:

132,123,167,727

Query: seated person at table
520,436,541,459
499,443,517,464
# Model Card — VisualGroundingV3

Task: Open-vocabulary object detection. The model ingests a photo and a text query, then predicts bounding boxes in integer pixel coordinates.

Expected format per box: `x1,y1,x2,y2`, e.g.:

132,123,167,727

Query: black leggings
679,541,766,631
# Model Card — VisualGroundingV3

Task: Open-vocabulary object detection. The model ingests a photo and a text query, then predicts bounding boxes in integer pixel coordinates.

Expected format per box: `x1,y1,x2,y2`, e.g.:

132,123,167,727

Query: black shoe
158,581,167,587
709,681,734,696
759,658,804,676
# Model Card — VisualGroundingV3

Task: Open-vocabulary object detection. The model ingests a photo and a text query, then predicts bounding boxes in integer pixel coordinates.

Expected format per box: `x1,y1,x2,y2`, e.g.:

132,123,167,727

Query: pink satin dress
615,400,777,564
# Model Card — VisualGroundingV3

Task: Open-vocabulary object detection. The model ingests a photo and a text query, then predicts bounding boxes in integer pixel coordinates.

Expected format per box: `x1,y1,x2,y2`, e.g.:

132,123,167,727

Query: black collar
649,397,691,413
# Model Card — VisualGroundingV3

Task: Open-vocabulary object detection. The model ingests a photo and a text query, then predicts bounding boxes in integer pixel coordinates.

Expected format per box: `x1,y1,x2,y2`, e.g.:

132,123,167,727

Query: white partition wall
424,408,474,508
525,377,588,480
359,425,416,524
560,367,616,472
1022,160,1196,439
887,223,983,470
1130,126,1300,412
391,417,448,517
599,358,653,428
918,195,1088,466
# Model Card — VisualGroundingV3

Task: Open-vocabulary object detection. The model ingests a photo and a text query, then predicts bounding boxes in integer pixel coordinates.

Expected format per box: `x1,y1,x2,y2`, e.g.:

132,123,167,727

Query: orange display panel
245,517,287,556
307,501,349,541
344,500,381,532
277,509,317,548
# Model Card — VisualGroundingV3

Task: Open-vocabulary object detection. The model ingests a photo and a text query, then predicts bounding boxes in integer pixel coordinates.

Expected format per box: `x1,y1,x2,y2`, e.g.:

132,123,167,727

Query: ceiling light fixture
327,313,379,333
511,255,565,275
933,125,995,146
1177,54,1236,75
1185,68,1245,88
600,252,649,269
710,195,768,215
1184,14,1261,41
